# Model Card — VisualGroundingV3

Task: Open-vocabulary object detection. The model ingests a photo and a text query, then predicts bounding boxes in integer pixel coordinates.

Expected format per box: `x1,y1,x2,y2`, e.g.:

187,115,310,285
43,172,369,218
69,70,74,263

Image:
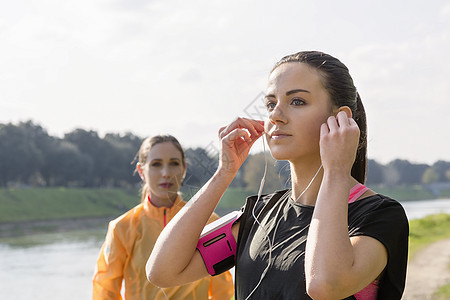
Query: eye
291,98,305,106
265,100,276,111
170,161,180,166
151,162,161,167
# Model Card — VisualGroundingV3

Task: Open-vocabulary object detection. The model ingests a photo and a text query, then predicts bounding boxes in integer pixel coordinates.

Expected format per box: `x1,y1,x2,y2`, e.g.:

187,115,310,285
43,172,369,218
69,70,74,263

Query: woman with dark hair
93,135,234,299
146,52,409,299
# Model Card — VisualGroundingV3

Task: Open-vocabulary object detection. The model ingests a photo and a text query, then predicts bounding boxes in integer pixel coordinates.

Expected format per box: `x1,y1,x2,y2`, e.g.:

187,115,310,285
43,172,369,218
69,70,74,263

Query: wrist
217,161,239,176
322,169,352,187
322,165,352,178
215,166,238,182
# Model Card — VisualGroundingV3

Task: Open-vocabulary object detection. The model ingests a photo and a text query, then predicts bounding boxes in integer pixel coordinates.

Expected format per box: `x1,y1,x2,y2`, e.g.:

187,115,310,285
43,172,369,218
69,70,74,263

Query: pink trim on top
354,280,379,300
349,183,379,299
348,183,369,203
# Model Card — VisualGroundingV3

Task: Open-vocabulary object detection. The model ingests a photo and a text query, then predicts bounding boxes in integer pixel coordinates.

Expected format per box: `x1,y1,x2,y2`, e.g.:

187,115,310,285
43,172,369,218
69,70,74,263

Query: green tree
45,140,94,186
384,159,428,185
104,132,143,187
184,147,219,188
431,161,450,182
0,122,44,186
422,167,440,184
243,153,286,193
64,129,108,186
366,159,385,185
446,169,450,182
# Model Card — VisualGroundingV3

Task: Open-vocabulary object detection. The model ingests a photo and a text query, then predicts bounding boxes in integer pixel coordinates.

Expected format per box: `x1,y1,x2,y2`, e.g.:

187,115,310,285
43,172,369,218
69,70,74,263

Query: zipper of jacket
163,209,167,227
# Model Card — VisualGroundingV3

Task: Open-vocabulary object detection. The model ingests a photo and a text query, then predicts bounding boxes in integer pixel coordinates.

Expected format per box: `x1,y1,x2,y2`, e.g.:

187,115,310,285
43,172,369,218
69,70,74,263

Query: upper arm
150,220,242,287
347,235,388,291
179,220,241,283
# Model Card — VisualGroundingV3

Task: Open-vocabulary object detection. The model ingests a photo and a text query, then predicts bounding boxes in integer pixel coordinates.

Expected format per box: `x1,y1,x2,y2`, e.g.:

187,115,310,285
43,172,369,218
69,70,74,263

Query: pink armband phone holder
196,210,243,276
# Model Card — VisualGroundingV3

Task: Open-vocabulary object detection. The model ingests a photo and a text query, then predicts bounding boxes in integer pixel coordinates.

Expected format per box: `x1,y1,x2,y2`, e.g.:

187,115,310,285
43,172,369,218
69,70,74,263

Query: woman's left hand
319,111,360,175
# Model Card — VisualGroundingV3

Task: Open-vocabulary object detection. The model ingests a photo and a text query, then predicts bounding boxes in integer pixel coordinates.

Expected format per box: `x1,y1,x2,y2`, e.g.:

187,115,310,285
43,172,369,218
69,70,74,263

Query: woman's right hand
218,117,265,175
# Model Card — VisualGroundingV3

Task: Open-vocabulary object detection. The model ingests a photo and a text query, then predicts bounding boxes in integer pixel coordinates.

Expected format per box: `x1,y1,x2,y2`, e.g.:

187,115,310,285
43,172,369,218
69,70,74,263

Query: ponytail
351,92,367,184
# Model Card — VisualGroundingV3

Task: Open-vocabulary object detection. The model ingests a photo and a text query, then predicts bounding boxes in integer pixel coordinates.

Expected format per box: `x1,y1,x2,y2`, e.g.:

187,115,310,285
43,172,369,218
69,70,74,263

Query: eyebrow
286,89,310,96
150,158,181,162
265,88,311,98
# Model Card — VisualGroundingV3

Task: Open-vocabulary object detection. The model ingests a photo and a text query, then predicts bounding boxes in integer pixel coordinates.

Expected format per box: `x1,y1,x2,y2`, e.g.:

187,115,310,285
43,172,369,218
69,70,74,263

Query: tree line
1,121,450,190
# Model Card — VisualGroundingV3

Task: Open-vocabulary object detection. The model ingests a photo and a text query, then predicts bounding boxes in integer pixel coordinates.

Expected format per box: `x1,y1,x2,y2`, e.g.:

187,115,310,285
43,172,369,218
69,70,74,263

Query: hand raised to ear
319,111,360,176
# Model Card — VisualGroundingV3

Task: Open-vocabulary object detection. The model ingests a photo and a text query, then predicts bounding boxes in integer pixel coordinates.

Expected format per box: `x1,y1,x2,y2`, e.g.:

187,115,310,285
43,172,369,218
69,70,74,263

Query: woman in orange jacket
93,135,234,299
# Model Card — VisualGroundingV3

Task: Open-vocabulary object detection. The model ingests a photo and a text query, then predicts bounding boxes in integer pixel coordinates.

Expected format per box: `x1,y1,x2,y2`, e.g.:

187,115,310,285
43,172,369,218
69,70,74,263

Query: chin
268,146,293,161
155,191,174,201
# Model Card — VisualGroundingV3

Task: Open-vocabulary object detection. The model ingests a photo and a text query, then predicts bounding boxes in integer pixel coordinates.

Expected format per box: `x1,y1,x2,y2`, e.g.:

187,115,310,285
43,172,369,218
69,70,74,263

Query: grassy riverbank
0,185,449,223
0,187,253,223
0,188,139,222
409,213,450,258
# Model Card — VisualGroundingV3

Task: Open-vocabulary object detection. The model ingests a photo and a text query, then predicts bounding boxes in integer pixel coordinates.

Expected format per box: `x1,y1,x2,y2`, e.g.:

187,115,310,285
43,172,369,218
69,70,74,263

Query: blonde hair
135,135,185,202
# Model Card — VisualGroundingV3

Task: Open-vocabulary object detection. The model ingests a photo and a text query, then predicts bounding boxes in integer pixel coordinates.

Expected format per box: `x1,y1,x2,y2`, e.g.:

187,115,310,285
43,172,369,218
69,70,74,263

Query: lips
159,183,173,189
269,129,292,140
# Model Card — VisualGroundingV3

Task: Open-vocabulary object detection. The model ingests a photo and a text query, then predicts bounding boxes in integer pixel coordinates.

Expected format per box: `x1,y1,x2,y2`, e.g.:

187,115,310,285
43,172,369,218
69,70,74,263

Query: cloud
178,68,203,83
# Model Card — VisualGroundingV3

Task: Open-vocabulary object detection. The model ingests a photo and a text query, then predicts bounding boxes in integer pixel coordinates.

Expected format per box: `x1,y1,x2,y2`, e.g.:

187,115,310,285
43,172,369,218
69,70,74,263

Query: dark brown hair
272,51,367,183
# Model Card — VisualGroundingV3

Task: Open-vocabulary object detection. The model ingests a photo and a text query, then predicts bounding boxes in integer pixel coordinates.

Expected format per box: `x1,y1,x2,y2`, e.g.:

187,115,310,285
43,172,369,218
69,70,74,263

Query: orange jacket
93,195,234,300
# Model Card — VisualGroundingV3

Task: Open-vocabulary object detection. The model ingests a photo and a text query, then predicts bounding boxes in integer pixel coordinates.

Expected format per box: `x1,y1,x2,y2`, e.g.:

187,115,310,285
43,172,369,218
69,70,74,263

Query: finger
349,118,360,139
246,130,264,148
326,116,339,132
240,118,264,138
320,122,329,138
225,128,252,144
254,120,266,132
218,126,227,138
219,121,239,139
220,118,264,140
336,111,351,127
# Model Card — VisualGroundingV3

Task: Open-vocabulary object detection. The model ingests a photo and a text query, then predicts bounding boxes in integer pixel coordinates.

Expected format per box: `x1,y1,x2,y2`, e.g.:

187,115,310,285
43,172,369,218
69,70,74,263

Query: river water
1,198,450,299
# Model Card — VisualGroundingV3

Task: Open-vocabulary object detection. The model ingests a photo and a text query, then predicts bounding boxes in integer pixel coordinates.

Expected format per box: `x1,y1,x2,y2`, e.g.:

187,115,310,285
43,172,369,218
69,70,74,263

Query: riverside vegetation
1,185,449,225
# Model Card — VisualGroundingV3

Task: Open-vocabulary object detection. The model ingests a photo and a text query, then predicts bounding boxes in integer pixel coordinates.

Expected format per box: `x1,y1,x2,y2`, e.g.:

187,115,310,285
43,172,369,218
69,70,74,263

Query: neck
289,157,323,206
149,193,178,208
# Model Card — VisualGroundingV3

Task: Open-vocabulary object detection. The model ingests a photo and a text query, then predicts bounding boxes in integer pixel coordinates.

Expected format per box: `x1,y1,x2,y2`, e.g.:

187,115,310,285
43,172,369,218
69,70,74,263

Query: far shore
0,216,114,238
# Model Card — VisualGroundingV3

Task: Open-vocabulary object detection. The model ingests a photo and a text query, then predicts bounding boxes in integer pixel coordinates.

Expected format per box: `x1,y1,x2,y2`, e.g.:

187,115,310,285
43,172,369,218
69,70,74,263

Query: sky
1,0,449,165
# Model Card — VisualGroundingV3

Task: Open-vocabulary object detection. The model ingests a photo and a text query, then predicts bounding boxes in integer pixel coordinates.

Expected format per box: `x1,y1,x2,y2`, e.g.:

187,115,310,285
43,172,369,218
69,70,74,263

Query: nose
268,103,287,125
161,165,171,178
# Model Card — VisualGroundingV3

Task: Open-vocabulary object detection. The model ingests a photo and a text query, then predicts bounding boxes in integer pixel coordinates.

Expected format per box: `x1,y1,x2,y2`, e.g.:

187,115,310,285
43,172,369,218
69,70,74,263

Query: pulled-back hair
134,135,185,202
272,51,367,183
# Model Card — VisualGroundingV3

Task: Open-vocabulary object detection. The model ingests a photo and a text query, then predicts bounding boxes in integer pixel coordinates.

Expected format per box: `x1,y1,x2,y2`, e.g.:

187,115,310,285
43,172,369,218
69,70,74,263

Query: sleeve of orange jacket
208,270,234,300
92,222,127,300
